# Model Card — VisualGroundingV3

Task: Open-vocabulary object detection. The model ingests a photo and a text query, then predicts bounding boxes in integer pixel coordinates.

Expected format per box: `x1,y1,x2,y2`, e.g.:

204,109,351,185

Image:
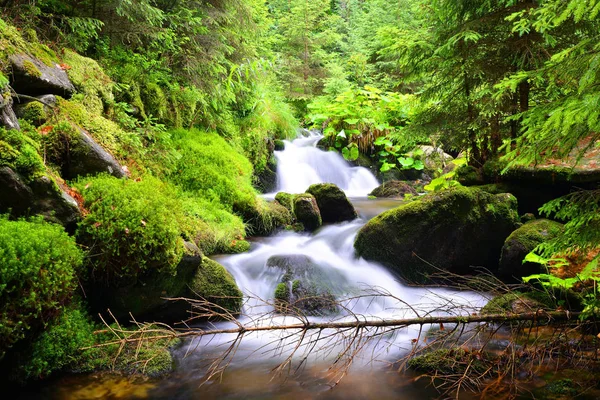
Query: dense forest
0,0,599,398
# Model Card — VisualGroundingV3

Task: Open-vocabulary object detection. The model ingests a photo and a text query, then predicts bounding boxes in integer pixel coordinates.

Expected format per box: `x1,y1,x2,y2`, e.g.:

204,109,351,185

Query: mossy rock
9,53,75,97
306,183,357,223
235,198,292,237
368,180,418,198
455,164,484,186
275,192,294,212
475,182,560,216
267,254,341,316
498,219,564,281
293,193,322,232
188,257,243,316
274,139,285,151
408,348,492,376
354,186,520,284
481,291,553,315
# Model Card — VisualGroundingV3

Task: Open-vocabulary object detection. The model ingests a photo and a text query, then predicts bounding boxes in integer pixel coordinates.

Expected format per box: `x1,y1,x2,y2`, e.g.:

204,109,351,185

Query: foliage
75,175,186,285
0,127,45,180
424,157,467,192
0,216,83,359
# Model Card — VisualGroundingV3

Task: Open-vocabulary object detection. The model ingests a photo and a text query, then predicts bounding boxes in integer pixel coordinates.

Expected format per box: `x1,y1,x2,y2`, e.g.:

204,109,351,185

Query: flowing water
17,132,489,400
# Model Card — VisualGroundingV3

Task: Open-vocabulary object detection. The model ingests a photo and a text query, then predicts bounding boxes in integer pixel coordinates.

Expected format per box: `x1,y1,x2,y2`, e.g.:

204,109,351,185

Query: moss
498,219,564,280
62,49,114,115
275,192,295,212
545,379,579,396
306,183,357,223
481,291,556,315
408,348,491,376
22,59,42,78
21,101,48,125
274,139,285,151
275,282,289,302
293,193,322,232
455,164,483,185
354,186,520,284
0,216,83,359
0,127,45,181
189,257,243,316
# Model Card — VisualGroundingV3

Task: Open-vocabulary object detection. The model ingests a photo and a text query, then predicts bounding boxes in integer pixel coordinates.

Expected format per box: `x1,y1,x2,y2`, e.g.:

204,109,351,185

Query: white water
175,132,487,371
270,130,380,197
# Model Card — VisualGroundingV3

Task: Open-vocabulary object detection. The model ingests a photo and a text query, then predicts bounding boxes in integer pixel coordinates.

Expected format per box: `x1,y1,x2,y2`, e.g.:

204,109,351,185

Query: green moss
62,49,114,115
275,192,295,212
21,101,48,125
22,59,42,78
189,257,243,316
0,216,83,359
408,348,491,376
75,175,186,285
306,183,357,223
293,193,322,232
275,282,289,302
274,139,285,151
354,186,520,284
481,291,556,315
0,127,45,181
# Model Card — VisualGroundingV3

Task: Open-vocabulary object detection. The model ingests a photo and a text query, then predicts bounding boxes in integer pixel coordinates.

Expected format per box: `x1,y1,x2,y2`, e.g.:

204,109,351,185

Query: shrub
0,216,83,359
75,175,186,285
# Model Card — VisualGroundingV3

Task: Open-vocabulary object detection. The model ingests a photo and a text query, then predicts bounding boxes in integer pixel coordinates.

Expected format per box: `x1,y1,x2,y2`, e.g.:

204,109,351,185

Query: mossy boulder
498,219,564,281
188,257,243,316
9,53,75,97
14,95,56,126
275,192,294,212
368,180,418,198
0,167,80,229
293,193,322,232
354,186,520,284
45,122,126,180
267,255,341,316
306,183,357,223
481,292,552,315
274,139,285,151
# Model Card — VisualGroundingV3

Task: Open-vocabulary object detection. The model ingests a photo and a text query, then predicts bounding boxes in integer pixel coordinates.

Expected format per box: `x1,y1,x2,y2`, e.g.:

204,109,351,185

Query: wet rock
0,86,19,130
293,193,322,232
498,219,564,281
9,53,75,97
0,167,80,228
368,180,418,198
306,183,357,223
267,254,341,316
354,186,520,284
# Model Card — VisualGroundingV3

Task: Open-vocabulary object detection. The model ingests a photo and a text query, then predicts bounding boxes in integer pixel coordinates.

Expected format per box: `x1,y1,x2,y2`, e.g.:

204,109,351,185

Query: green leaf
344,118,359,124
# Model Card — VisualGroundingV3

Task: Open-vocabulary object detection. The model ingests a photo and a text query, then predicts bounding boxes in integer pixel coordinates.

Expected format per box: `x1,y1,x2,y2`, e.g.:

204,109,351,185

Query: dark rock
369,180,418,198
13,95,56,126
306,183,357,223
475,182,559,216
354,186,520,284
267,254,342,316
0,87,19,130
9,54,75,97
293,193,322,232
0,167,80,228
254,157,277,193
274,139,285,151
498,219,564,281
48,125,126,180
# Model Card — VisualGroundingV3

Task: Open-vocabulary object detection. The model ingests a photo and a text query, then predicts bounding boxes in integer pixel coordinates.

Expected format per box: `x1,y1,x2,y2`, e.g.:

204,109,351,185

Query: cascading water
20,133,488,400
271,130,380,197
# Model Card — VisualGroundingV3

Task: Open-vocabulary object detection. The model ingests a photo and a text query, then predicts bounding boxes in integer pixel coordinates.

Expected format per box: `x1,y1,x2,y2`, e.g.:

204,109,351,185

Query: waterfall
271,130,380,197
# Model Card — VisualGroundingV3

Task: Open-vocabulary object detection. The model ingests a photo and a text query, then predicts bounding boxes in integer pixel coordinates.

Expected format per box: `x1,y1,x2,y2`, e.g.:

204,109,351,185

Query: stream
17,131,489,399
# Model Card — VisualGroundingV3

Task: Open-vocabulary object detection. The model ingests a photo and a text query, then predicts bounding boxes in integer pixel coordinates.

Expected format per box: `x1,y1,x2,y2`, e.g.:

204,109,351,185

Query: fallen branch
88,309,581,349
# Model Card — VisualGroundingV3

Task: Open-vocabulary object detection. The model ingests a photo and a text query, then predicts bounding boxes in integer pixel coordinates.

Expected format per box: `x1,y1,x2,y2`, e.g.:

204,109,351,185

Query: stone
498,219,564,281
369,180,418,198
306,183,357,223
293,193,322,231
9,53,75,97
354,186,520,284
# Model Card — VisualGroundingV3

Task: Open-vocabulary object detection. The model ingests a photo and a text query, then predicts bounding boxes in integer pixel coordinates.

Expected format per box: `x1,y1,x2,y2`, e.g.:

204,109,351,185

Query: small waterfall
272,130,380,197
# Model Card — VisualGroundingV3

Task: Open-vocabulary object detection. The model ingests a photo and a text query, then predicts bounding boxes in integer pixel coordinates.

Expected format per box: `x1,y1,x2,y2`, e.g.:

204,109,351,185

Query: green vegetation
189,257,244,316
0,127,45,180
75,175,185,284
0,217,82,359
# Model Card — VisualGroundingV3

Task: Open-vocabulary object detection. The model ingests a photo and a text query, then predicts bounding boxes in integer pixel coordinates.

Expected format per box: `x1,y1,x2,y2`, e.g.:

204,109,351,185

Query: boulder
275,192,294,212
354,186,520,284
498,219,564,281
306,183,357,223
13,94,56,126
46,124,127,180
0,167,80,228
0,88,19,130
274,139,285,151
188,257,243,317
267,254,341,316
293,193,322,232
9,53,75,97
369,180,418,198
